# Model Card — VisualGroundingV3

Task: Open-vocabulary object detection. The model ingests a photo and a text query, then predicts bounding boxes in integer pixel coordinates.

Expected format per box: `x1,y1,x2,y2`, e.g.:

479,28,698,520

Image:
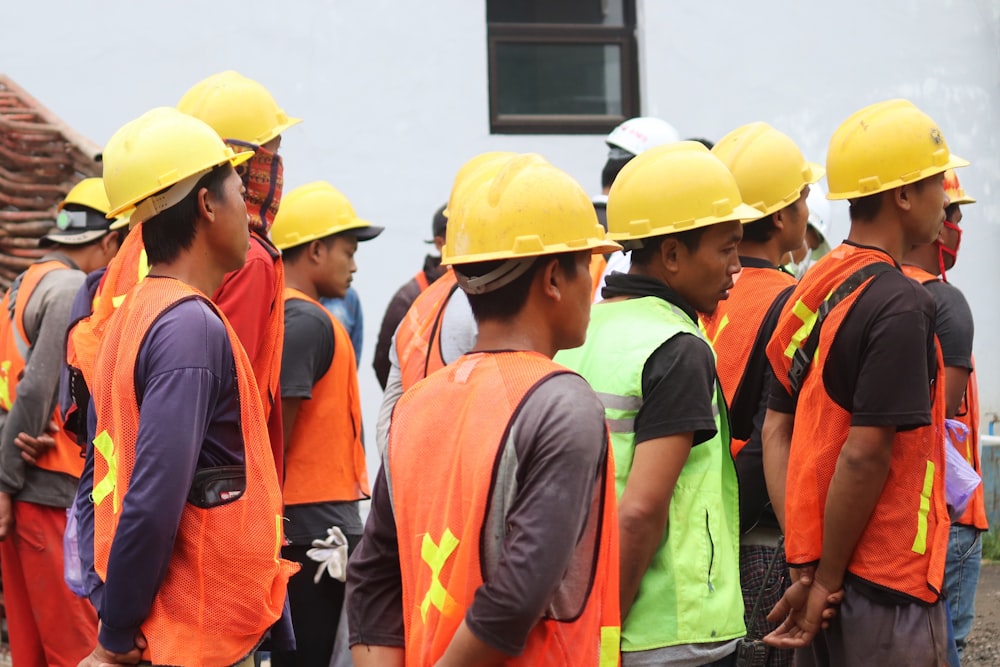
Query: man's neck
737,239,783,267
472,310,557,359
283,267,320,301
900,246,939,276
846,216,908,263
150,245,229,296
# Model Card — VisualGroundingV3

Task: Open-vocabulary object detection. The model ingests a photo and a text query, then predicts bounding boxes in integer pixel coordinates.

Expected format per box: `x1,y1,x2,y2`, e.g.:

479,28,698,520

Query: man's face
211,168,250,273
780,185,811,255
318,234,358,299
554,251,596,351
672,220,743,315
938,204,963,271
905,172,948,246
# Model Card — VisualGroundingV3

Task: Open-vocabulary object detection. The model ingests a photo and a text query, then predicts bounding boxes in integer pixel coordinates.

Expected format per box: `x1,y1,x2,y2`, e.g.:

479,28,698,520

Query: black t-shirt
769,262,937,431
280,297,362,541
602,273,718,447
924,280,974,370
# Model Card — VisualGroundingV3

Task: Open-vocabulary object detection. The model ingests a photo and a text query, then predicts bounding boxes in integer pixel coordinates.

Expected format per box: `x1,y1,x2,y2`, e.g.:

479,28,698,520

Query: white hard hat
806,181,831,241
606,117,680,157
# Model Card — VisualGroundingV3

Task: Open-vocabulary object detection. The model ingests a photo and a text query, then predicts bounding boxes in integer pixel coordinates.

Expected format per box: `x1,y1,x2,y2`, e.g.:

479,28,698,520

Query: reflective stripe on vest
91,279,297,665
902,264,988,531
0,259,85,477
282,288,369,505
767,245,949,603
556,296,745,651
388,351,620,666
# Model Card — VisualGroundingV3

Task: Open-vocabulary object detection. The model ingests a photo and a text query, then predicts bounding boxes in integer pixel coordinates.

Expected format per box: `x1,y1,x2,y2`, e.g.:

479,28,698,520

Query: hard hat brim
827,153,970,201
442,237,622,266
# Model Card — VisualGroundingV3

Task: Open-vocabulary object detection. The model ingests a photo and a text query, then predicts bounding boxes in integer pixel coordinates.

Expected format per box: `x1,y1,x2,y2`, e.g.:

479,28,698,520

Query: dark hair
463,252,580,323
281,235,338,264
630,227,708,266
143,164,231,266
601,156,633,190
740,214,778,243
848,192,883,222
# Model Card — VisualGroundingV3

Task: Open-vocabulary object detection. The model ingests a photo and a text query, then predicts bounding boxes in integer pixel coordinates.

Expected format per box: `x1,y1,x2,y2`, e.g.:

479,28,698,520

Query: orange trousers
0,501,97,667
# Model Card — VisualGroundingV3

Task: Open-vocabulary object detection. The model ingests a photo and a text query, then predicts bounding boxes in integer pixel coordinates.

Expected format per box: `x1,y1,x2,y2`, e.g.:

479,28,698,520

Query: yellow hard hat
826,99,967,200
943,168,975,205
607,141,761,242
102,107,254,223
712,122,824,219
59,178,131,231
270,181,383,251
442,151,518,218
442,153,621,271
177,70,301,146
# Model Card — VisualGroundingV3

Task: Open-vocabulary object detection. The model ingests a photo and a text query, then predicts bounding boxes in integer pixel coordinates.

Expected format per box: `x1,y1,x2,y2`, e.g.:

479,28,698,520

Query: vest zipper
706,509,715,592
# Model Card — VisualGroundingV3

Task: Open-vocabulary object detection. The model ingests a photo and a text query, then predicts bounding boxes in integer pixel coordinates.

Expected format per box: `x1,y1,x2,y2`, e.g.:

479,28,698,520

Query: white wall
4,0,999,460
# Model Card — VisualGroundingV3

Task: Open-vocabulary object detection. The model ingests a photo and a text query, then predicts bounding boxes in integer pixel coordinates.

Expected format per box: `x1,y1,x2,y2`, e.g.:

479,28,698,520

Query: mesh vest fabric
282,288,369,506
90,278,296,666
388,351,621,666
902,264,987,531
395,268,457,391
701,265,795,457
556,296,745,652
0,259,84,477
767,245,949,603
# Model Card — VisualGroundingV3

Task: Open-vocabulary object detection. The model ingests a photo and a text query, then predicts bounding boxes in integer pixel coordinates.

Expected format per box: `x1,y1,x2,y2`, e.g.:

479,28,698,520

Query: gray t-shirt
280,297,362,541
924,279,974,370
348,369,608,656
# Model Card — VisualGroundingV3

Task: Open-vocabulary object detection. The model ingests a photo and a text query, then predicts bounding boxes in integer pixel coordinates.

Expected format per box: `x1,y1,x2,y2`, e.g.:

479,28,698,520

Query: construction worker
177,69,301,483
372,203,448,389
75,107,296,667
762,99,965,666
374,152,517,454
784,185,833,278
902,168,986,660
593,116,680,299
556,141,757,665
268,181,382,666
703,122,824,666
347,154,622,666
0,177,124,666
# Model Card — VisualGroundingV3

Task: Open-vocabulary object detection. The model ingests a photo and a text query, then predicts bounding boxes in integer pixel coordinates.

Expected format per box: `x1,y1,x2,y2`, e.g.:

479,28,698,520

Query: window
487,0,639,134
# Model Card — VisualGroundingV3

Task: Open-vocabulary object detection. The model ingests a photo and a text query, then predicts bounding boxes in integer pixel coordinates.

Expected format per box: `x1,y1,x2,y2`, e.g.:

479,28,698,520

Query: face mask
934,219,962,282
228,140,284,233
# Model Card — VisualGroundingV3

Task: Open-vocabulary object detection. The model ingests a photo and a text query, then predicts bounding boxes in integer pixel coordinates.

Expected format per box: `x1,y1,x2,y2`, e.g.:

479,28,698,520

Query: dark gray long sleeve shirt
0,253,84,507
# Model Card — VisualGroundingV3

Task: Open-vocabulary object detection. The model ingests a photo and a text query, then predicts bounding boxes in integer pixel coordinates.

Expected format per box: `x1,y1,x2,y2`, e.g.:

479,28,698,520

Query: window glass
488,0,624,26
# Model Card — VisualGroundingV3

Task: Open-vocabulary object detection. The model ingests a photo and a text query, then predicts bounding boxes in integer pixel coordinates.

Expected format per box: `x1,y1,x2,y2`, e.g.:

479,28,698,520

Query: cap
40,207,114,248
346,225,385,242
425,204,448,243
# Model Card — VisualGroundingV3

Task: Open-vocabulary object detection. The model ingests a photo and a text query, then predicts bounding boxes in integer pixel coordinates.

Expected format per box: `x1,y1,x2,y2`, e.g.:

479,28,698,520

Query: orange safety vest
589,254,607,301
767,244,949,603
395,268,459,391
414,269,431,292
389,351,621,666
0,259,84,477
701,264,795,456
282,288,369,506
902,264,988,531
90,278,296,666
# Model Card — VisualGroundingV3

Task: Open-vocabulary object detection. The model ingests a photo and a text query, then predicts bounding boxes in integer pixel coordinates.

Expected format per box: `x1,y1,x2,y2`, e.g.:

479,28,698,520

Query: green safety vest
556,296,745,652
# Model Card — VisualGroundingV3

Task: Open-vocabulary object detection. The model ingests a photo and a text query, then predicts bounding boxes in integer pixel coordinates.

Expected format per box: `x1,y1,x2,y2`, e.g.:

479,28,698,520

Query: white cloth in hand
307,526,349,583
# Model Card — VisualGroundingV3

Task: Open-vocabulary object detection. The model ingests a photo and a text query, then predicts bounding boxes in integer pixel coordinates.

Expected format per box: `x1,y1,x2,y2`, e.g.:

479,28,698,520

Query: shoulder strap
730,284,795,440
788,262,895,399
423,282,461,379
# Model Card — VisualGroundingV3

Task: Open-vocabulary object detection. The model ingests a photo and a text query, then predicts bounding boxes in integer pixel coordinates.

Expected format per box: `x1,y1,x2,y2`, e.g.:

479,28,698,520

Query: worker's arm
618,432,691,617
375,339,404,456
351,645,404,667
281,398,302,449
766,425,892,648
762,408,794,532
944,366,971,419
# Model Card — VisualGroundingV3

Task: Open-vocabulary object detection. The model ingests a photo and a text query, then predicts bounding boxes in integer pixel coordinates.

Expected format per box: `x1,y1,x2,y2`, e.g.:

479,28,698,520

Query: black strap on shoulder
788,262,895,399
729,284,795,441
422,282,461,380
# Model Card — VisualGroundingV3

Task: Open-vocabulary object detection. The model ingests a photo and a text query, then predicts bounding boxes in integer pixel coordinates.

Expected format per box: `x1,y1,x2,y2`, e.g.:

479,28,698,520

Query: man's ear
771,210,786,232
308,239,326,264
101,230,120,253
540,257,562,302
196,186,214,221
893,184,913,212
659,237,682,273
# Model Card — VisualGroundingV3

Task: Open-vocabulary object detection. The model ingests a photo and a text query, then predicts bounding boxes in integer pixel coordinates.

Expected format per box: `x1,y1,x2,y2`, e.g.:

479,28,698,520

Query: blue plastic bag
945,419,981,519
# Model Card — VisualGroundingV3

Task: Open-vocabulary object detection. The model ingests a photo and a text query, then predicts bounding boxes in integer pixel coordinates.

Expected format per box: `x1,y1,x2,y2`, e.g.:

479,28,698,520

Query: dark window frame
487,10,640,135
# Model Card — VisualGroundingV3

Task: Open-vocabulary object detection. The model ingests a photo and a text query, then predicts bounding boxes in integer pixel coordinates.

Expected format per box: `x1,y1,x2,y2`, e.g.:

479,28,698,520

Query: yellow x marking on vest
92,430,119,514
0,360,12,411
420,529,460,622
703,313,729,350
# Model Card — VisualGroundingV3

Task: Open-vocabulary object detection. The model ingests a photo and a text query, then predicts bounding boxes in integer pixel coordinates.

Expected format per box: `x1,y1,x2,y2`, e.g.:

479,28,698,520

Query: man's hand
764,574,843,649
14,419,58,465
0,492,13,541
77,632,146,666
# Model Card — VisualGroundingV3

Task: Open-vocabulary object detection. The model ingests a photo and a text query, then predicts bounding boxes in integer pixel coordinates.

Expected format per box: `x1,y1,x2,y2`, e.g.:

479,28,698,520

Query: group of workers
0,66,985,667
